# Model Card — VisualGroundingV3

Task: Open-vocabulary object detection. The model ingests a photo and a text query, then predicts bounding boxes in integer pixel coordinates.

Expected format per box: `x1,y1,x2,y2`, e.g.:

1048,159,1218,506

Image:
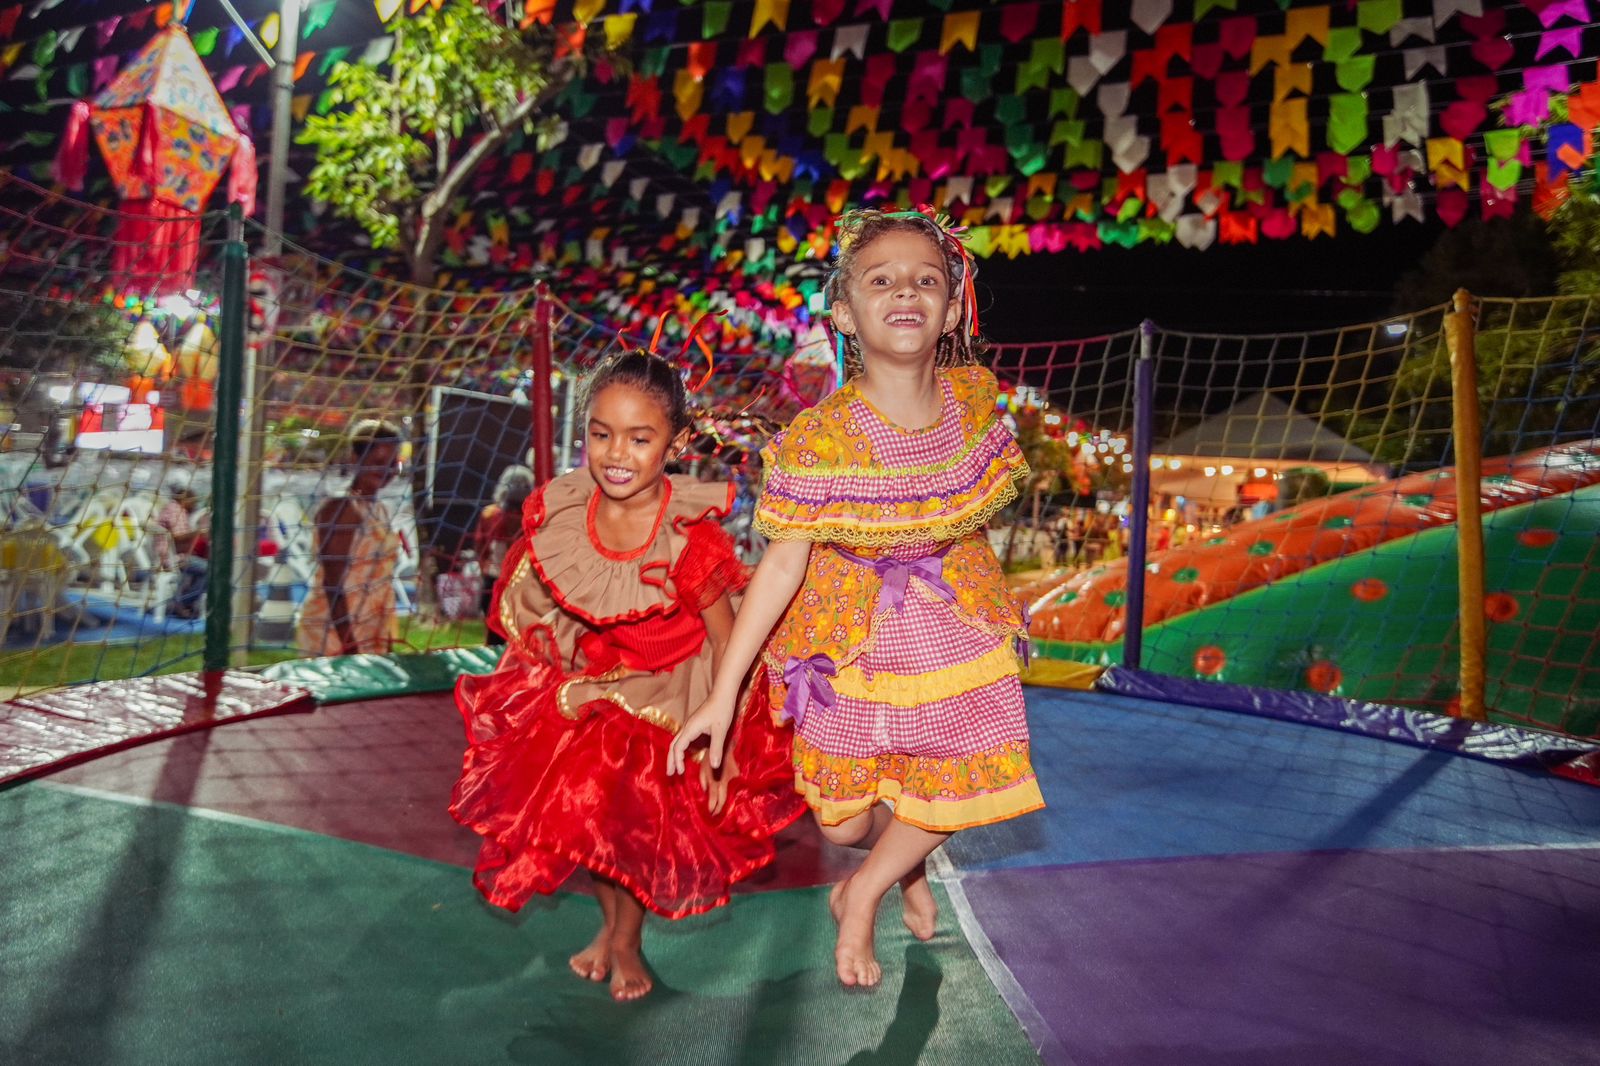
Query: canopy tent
1152,392,1388,506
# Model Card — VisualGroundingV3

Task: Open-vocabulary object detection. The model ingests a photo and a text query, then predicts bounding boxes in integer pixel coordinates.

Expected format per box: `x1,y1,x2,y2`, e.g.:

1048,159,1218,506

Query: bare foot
900,863,938,941
568,927,611,982
828,876,883,988
609,943,654,1001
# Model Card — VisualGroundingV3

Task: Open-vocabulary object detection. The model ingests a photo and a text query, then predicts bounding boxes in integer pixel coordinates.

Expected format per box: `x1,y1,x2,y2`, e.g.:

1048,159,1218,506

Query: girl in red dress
449,351,803,1001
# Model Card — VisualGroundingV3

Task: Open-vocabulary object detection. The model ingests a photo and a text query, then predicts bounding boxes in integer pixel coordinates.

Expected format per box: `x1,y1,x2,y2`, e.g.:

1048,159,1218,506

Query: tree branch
418,68,573,225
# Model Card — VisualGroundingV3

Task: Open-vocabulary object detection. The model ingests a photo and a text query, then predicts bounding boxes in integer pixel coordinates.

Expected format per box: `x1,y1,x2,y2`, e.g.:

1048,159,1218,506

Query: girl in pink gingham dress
670,208,1043,989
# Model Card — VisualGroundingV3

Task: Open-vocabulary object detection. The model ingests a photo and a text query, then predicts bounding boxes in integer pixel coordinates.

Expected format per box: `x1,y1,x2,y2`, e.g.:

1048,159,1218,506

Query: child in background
450,351,803,1001
670,207,1044,988
471,464,533,646
297,420,403,656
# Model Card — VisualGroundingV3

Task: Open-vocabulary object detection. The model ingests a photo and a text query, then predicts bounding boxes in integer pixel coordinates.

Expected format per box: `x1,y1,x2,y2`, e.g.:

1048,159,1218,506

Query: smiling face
830,228,962,370
585,382,686,504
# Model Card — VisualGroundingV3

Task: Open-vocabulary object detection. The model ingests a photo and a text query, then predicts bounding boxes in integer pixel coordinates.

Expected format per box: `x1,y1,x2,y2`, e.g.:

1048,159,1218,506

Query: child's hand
698,749,739,815
668,689,737,776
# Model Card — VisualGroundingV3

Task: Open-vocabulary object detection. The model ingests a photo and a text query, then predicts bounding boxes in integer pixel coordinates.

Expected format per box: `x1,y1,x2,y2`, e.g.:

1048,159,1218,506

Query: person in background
473,464,533,646
297,420,403,657
153,474,208,619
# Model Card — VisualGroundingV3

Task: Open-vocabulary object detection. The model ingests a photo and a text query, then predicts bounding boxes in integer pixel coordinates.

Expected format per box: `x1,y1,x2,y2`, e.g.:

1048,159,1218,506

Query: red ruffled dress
449,471,804,919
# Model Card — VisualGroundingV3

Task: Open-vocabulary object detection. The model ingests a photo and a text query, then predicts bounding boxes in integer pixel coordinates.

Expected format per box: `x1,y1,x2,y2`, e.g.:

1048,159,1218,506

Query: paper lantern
54,25,253,295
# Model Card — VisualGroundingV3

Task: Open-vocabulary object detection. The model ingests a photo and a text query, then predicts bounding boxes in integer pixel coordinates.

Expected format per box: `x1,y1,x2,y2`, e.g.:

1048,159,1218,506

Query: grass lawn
0,616,488,698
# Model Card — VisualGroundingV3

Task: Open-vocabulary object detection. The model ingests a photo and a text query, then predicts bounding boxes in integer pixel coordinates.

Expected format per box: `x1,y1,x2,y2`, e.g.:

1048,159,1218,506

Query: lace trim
755,474,1022,548
832,643,1019,707
500,555,536,656
762,412,1008,481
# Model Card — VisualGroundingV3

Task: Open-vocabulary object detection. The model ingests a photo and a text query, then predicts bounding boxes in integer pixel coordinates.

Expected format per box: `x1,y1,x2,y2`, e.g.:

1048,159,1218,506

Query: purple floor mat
960,847,1600,1066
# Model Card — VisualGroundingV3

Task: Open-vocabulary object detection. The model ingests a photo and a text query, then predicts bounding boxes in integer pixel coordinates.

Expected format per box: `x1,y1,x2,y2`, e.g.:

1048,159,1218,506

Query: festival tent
1151,392,1387,505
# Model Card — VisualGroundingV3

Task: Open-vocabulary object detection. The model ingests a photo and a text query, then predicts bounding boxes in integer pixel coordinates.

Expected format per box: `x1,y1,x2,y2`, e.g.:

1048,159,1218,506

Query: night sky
976,216,1446,343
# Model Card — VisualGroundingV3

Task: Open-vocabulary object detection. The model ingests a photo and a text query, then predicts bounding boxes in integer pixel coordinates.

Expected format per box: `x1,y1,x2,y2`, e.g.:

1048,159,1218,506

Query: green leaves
296,1,590,277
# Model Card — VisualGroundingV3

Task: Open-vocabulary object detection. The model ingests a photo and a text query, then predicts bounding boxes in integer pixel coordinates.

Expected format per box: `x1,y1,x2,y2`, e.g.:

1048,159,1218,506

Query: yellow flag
749,0,791,38
673,70,704,121
940,11,980,55
1249,35,1291,75
1300,202,1336,238
602,14,636,50
573,0,605,25
846,104,880,135
1269,98,1309,158
807,58,844,109
1284,5,1330,46
1274,63,1312,102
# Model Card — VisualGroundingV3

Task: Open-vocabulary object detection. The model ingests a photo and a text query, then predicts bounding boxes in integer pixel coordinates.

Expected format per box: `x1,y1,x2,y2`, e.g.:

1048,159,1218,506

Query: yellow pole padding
1446,289,1487,721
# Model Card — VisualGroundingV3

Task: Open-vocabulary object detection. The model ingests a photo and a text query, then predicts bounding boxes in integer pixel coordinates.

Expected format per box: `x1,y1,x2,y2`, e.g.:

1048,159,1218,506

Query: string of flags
1,0,1597,339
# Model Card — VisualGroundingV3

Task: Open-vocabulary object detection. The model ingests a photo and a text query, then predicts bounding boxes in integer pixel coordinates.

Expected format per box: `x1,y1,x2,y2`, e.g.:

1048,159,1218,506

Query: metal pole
263,0,299,253
1447,289,1488,720
205,206,248,677
235,0,299,655
557,371,576,474
1122,321,1156,671
531,293,555,485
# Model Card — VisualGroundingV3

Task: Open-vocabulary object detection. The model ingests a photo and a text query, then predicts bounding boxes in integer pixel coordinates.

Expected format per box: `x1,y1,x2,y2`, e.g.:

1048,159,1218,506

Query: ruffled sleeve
754,367,1028,548
662,475,746,610
672,519,747,611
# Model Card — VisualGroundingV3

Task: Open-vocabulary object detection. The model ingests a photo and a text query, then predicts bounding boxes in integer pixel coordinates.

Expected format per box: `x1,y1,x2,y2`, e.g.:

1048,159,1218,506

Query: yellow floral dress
755,365,1045,831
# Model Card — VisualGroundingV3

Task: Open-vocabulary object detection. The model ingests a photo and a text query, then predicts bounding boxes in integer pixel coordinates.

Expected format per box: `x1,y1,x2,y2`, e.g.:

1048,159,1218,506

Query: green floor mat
261,646,499,705
1,784,1040,1066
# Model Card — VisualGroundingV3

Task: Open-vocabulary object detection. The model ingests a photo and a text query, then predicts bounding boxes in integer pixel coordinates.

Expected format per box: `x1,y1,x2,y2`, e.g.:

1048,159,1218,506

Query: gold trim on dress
499,555,533,654
556,671,680,734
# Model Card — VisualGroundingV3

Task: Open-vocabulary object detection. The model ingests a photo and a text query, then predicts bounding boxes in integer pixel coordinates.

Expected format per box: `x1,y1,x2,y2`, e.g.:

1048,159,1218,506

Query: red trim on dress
520,477,740,630
585,479,673,561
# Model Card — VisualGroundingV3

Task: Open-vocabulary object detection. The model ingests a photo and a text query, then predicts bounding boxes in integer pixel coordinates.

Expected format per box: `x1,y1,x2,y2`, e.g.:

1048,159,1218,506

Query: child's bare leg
898,859,938,942
823,813,950,987
818,806,939,940
570,876,617,981
607,889,653,1001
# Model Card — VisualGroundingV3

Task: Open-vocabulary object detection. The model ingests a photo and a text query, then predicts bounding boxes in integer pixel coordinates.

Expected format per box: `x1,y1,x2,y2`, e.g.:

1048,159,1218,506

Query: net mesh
2,175,1597,737
1016,299,1600,737
1,174,229,693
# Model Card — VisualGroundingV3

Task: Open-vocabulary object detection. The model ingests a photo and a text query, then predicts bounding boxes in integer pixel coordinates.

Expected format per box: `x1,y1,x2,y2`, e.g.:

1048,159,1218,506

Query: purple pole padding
1094,666,1599,773
1122,322,1157,670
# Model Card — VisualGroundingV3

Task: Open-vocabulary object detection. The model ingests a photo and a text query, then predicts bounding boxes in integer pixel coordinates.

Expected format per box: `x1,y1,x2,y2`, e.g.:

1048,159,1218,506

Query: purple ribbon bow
781,654,837,729
837,545,956,612
1017,604,1033,669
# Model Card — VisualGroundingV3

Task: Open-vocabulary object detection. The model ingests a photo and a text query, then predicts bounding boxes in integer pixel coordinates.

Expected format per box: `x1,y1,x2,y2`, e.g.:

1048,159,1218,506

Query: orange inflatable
1024,441,1600,645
